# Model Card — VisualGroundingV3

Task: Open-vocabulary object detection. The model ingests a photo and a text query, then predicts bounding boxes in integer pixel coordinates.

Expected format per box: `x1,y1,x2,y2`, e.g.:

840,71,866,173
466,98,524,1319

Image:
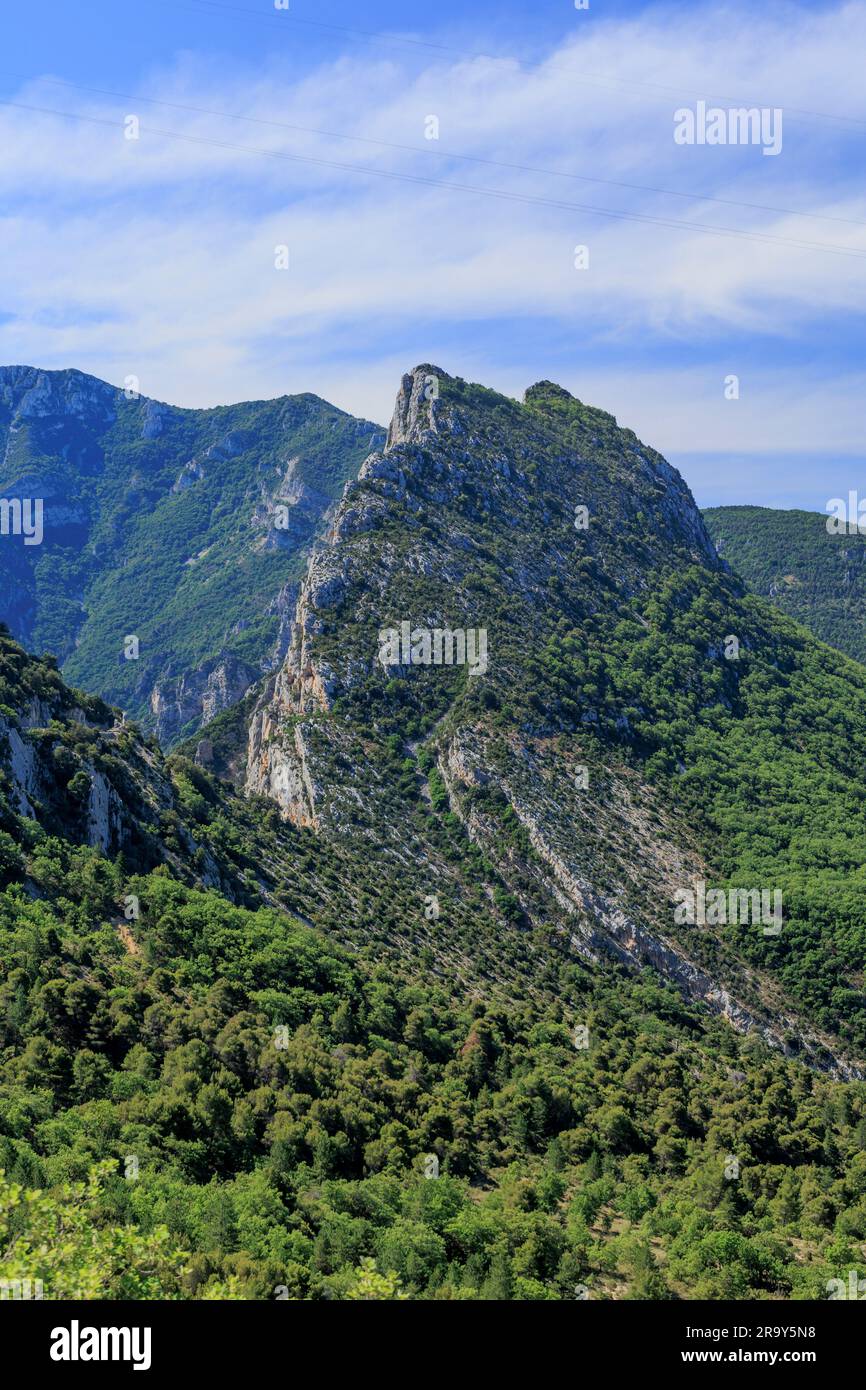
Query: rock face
85,769,123,853
242,364,861,1079
436,726,861,1080
0,633,225,883
0,364,118,430
1,717,38,816
150,655,260,746
0,692,121,855
386,368,440,448
0,364,382,745
246,703,321,827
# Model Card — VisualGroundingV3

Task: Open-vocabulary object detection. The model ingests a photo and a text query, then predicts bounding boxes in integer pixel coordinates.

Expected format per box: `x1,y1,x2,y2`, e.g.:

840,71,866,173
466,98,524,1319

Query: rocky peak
385,364,447,449
243,362,724,826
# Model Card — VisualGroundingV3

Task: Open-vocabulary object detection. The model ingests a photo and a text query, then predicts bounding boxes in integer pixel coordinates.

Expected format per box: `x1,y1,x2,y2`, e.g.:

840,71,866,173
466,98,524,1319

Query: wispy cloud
1,0,864,484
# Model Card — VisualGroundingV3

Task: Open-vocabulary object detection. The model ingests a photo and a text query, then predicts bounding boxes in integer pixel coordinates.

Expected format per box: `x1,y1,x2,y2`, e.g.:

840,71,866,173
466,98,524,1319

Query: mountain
4,366,866,1302
703,506,866,665
0,366,383,744
239,366,866,1070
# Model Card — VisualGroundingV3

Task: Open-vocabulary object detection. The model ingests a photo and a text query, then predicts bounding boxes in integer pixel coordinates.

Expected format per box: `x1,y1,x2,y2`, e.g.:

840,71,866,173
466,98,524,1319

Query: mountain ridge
0,363,384,743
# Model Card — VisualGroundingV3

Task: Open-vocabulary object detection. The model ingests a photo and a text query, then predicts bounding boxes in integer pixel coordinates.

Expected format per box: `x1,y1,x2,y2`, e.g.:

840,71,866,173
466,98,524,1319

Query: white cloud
0,0,864,457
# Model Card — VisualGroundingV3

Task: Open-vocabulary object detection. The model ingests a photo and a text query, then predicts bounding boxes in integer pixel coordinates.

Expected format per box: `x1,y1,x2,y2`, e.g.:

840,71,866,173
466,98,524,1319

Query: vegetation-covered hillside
703,506,866,665
4,363,866,1303
0,365,381,744
2,639,866,1301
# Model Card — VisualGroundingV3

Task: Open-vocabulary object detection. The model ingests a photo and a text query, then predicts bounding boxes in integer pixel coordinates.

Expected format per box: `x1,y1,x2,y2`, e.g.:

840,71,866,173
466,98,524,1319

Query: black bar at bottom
3,1297,857,1377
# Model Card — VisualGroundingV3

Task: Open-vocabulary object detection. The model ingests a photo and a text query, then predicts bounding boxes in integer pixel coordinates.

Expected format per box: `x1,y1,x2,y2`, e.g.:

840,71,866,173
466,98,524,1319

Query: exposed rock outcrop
150,656,259,745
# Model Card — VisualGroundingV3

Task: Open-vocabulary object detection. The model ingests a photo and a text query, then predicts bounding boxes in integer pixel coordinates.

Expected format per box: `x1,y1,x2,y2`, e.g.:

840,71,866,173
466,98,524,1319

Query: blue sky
1,0,865,508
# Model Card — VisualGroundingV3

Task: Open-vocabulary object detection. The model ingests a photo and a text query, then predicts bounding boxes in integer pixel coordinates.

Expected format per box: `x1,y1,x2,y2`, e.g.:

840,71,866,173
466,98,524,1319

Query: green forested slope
0,365,381,743
703,506,866,665
2,643,866,1301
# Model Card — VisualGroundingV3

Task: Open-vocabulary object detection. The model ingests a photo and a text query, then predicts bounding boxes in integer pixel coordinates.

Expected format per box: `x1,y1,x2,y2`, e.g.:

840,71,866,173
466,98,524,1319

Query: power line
8,73,866,232
3,97,866,259
149,0,866,131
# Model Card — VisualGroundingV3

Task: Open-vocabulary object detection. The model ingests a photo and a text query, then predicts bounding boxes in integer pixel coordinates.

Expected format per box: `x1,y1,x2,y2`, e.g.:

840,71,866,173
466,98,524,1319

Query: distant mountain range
0,365,382,743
